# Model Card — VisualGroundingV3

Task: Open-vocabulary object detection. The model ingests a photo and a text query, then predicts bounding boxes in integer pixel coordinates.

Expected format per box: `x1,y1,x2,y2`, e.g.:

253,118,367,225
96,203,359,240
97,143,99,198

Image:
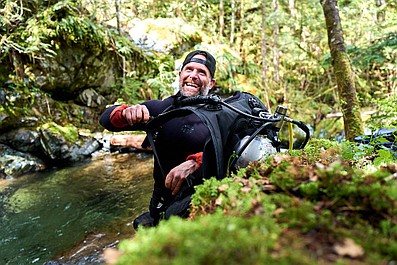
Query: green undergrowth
118,214,283,265
113,138,397,265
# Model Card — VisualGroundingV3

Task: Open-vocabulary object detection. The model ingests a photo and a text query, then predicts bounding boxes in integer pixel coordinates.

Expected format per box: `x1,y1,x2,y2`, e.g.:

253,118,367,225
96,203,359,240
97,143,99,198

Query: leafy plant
367,96,397,128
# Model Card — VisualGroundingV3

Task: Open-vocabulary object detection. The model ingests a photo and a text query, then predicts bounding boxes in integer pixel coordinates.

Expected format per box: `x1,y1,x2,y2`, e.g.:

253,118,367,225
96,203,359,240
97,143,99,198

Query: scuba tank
234,136,276,168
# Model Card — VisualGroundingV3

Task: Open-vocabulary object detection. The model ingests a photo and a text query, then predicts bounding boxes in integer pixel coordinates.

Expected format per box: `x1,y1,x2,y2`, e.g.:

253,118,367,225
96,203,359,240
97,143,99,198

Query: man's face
179,54,215,97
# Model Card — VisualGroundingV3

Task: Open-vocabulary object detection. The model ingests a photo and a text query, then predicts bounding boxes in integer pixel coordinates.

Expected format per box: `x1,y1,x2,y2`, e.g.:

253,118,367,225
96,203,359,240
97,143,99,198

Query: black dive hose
176,94,311,156
285,118,311,149
175,94,220,107
176,94,311,149
177,95,282,123
229,122,275,168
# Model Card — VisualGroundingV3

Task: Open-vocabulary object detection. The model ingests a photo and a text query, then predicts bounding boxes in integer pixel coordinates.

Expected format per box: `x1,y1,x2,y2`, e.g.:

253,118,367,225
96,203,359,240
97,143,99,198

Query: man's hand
165,160,198,195
121,104,150,126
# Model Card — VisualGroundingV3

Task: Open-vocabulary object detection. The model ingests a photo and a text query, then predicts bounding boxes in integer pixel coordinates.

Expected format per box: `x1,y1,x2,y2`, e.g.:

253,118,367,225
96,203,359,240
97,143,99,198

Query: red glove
109,104,129,128
186,152,203,168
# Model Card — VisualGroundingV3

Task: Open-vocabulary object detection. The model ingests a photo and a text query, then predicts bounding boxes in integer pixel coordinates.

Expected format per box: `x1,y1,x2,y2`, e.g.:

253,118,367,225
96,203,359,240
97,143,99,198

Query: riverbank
0,151,154,265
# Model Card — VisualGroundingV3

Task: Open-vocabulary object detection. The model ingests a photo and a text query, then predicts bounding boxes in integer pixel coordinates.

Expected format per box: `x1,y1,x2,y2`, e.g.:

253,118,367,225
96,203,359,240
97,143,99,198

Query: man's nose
189,69,199,79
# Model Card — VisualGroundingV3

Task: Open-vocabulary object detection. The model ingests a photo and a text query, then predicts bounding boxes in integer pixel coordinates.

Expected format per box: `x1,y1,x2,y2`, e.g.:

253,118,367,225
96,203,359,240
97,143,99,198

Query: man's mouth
184,82,199,89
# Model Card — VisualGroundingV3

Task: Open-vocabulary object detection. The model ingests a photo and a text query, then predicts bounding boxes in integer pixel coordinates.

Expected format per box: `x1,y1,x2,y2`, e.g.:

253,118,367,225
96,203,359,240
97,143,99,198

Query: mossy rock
40,122,79,144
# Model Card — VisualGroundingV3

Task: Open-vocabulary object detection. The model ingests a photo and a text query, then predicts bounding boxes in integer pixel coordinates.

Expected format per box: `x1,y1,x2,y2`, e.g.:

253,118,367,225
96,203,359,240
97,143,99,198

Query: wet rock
0,89,6,105
0,123,103,177
0,128,41,153
77,88,107,108
0,144,46,179
38,122,101,163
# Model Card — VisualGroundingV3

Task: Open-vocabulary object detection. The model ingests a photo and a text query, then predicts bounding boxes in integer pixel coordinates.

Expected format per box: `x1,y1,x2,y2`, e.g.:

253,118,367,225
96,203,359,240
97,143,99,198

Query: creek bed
0,152,153,265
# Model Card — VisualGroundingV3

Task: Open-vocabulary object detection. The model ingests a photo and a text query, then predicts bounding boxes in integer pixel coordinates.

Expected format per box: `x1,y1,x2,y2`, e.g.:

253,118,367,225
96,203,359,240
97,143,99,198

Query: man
100,50,217,229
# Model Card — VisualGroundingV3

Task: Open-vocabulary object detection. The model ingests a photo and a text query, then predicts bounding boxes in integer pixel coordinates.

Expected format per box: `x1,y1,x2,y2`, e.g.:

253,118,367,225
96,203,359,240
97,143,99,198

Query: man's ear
209,79,216,89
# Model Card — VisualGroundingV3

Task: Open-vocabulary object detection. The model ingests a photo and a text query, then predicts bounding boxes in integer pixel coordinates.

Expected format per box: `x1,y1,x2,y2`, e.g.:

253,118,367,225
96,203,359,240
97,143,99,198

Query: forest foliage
1,0,396,134
1,0,397,264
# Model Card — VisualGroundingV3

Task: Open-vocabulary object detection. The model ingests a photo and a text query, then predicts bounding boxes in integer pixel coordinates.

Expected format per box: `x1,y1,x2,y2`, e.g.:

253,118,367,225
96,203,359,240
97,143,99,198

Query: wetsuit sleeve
100,105,132,132
186,152,203,168
109,104,129,128
99,97,174,132
100,104,149,132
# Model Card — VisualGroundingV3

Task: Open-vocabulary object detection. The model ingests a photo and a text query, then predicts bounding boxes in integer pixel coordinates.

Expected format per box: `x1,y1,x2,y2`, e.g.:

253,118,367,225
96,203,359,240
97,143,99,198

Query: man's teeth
186,83,198,87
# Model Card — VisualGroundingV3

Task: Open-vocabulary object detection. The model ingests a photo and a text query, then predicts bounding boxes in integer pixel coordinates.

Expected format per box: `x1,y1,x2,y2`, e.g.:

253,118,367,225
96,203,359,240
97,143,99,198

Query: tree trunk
115,0,121,33
272,0,279,84
239,0,246,71
288,0,298,34
261,0,270,109
219,0,225,37
320,0,364,141
376,0,386,22
289,0,297,18
230,0,236,43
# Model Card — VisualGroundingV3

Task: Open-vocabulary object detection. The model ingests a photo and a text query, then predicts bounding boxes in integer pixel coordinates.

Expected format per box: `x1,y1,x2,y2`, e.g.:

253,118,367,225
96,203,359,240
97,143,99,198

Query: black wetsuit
100,91,270,224
99,94,210,221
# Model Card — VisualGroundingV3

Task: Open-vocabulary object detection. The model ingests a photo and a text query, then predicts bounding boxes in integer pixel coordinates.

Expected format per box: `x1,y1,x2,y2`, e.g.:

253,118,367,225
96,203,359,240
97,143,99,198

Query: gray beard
179,83,210,97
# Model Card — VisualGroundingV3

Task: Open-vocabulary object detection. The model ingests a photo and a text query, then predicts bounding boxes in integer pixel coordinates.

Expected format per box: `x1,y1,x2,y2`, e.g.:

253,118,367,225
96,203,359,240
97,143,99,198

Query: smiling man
100,50,217,229
179,51,216,96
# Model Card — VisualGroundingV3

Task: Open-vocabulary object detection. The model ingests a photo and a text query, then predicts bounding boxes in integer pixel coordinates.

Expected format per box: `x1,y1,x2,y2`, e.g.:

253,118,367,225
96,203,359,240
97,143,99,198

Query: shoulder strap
143,105,207,179
145,131,167,179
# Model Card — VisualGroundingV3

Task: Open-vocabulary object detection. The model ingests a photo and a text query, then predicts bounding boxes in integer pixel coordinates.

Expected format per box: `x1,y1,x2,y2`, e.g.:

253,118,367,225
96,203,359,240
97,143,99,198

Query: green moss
40,122,79,143
340,140,374,161
298,181,320,197
118,214,282,265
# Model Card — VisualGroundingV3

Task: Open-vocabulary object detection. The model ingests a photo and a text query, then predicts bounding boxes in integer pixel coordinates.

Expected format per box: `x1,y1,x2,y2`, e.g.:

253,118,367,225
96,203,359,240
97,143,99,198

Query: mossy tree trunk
320,0,364,141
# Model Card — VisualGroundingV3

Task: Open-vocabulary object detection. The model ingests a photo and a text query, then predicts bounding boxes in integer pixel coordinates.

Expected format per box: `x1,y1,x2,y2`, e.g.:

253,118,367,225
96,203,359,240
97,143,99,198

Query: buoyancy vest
144,91,269,181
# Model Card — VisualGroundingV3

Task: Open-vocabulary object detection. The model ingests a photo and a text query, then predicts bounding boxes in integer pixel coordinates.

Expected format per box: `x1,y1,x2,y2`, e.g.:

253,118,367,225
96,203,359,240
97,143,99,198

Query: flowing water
0,152,154,265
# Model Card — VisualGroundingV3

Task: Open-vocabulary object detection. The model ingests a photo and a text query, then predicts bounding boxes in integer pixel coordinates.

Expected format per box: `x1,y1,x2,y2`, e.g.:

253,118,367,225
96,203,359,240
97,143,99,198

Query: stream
0,152,154,265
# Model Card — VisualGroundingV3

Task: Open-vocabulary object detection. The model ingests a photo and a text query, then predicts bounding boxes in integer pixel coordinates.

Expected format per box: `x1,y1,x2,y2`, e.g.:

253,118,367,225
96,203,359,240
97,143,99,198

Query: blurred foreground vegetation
111,138,397,265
